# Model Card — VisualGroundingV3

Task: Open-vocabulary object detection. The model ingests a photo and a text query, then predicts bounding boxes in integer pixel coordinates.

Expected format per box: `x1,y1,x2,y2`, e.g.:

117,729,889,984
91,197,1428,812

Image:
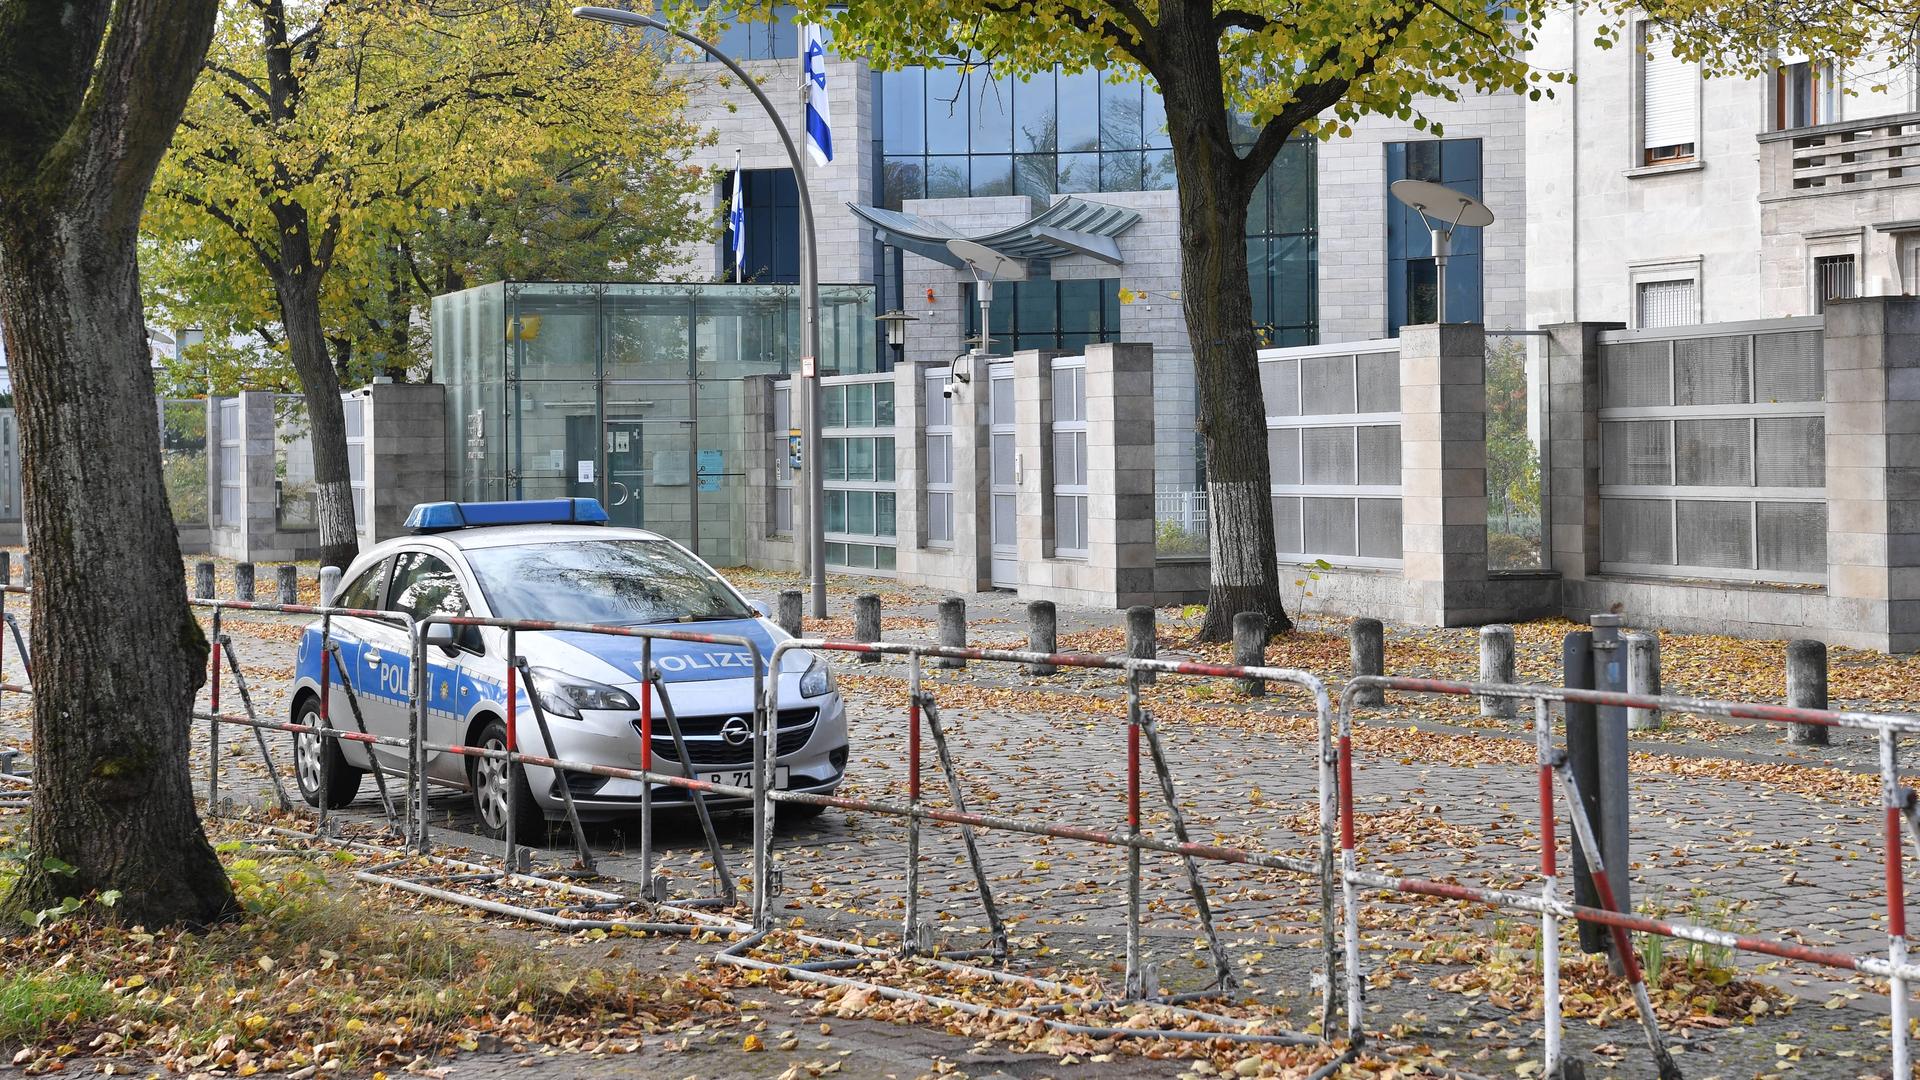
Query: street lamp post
572,6,827,618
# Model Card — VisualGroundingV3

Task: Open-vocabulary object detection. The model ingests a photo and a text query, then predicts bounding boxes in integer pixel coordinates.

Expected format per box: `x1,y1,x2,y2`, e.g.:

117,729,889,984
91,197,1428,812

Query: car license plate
701,766,790,790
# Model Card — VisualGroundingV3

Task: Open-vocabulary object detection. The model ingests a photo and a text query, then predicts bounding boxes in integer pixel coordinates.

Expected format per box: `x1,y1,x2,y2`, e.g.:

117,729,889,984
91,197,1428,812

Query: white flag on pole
729,150,745,282
802,24,832,167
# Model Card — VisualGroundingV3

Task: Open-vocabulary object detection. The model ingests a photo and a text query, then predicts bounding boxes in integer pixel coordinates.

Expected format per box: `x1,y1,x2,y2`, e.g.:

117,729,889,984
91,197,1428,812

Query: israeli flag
728,156,745,283
802,24,832,167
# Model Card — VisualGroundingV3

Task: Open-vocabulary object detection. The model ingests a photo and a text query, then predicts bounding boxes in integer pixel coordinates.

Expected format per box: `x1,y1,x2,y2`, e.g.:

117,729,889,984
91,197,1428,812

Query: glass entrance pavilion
431,281,877,567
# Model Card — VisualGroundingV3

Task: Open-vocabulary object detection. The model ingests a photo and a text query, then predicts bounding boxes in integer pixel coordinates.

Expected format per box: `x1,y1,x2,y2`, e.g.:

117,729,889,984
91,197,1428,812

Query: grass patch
0,846,707,1075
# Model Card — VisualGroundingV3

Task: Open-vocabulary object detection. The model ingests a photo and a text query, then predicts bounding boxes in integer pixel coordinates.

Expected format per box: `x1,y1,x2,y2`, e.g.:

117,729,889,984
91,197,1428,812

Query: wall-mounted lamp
876,308,918,352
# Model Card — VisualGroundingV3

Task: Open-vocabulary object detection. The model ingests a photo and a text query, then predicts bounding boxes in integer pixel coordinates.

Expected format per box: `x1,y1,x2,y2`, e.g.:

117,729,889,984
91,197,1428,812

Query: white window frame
1049,358,1089,559
1630,19,1703,174
922,366,955,549
820,374,897,574
217,398,243,526
1628,257,1704,329
771,381,794,535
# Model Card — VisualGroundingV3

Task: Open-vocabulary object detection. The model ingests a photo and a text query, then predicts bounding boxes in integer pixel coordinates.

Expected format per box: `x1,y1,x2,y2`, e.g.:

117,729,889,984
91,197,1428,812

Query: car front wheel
293,695,363,809
468,717,546,843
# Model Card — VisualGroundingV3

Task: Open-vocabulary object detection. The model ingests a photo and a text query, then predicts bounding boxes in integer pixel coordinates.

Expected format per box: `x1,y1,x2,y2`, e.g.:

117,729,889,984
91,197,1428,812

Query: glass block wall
1259,342,1404,565
1596,321,1826,582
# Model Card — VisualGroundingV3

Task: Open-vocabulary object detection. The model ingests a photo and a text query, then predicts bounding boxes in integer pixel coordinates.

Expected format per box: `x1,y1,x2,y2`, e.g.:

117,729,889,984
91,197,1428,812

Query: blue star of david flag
802,24,832,167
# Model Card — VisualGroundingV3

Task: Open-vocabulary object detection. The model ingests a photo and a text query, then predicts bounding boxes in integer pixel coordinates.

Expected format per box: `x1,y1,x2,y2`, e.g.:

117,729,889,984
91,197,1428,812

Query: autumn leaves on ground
1,568,1916,1078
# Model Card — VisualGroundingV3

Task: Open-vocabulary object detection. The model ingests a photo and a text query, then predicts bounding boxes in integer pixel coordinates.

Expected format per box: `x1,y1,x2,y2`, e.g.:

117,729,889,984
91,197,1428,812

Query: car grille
639,708,817,768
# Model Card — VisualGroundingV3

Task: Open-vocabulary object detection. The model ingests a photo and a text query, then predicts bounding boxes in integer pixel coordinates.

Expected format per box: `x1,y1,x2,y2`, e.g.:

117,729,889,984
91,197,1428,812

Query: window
705,3,800,61
1263,349,1403,564
1639,25,1699,166
1815,254,1857,311
964,271,1122,353
388,551,480,650
338,559,389,612
1051,361,1090,555
1637,279,1698,329
464,540,753,624
924,369,955,546
1386,139,1482,335
1776,59,1839,130
877,66,1173,209
771,384,793,534
718,169,799,283
821,378,898,573
1249,138,1319,347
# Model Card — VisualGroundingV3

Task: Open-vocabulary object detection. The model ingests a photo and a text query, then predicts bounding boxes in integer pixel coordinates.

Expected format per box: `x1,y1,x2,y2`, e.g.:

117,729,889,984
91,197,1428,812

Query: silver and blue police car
289,498,847,840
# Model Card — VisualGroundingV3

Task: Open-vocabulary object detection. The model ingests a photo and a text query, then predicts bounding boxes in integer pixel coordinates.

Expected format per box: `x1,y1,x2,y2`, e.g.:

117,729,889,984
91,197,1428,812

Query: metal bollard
936,597,966,669
777,590,803,637
1025,600,1057,676
1232,611,1268,696
319,566,342,608
1349,617,1384,706
276,565,298,605
194,560,216,600
1126,605,1156,685
853,593,882,663
1589,612,1632,967
1563,629,1607,956
1625,630,1662,731
1787,639,1829,747
234,562,256,603
16,552,26,590
1478,624,1516,718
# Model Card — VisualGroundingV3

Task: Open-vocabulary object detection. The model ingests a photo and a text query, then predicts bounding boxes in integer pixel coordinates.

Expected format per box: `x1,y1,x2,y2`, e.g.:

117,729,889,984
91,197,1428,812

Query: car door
381,548,483,776
317,556,393,767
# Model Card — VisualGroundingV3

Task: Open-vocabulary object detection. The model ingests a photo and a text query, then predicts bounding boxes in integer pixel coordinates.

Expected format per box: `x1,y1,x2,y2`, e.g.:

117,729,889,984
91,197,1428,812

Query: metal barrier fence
0,586,1356,1055
1339,675,1920,1078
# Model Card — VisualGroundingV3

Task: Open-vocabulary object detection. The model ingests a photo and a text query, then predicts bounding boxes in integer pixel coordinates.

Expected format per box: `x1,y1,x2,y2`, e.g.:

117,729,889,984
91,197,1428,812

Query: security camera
941,380,960,399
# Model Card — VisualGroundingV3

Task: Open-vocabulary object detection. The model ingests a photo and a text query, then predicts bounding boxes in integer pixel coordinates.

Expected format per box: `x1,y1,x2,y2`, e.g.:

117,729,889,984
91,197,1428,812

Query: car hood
529,617,798,687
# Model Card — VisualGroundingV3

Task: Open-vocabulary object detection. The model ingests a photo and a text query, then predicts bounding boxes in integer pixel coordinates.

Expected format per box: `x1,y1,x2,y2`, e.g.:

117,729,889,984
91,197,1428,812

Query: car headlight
799,655,834,698
525,667,638,720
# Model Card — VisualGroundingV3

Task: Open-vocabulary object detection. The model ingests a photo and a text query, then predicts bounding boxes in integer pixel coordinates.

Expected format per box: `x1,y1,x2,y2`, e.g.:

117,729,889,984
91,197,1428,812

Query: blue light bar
405,499,611,533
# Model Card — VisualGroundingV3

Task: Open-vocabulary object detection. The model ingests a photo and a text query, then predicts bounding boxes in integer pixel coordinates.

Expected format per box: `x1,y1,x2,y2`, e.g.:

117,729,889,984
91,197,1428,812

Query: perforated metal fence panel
1259,340,1402,566
1596,318,1826,582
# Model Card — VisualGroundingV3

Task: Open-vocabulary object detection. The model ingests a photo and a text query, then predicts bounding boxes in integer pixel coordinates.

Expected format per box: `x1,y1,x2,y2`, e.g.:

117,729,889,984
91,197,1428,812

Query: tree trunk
1158,9,1291,642
0,0,231,927
277,272,359,569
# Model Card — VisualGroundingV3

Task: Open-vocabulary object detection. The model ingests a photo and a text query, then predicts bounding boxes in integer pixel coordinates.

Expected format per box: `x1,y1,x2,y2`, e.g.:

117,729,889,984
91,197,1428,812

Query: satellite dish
1388,180,1493,323
1390,179,1494,229
946,238,1028,283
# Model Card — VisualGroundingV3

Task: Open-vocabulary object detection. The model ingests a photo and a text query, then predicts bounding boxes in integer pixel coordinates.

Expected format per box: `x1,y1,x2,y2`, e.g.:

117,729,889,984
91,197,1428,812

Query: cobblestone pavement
0,565,1915,1077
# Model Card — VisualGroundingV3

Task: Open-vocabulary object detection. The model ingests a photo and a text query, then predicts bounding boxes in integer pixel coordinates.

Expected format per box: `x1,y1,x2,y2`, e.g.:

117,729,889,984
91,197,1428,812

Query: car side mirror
424,622,459,656
750,600,770,619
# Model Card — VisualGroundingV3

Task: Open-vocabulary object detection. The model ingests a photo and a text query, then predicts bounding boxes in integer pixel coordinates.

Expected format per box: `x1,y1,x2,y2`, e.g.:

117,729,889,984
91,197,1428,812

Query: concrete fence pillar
853,593,882,663
1126,605,1156,685
1397,322,1492,626
1787,639,1829,746
1625,630,1662,731
234,562,256,603
776,590,803,637
361,383,446,547
936,597,966,669
1478,624,1516,718
194,561,216,600
1025,600,1057,676
1233,612,1268,696
276,565,298,605
1350,617,1384,706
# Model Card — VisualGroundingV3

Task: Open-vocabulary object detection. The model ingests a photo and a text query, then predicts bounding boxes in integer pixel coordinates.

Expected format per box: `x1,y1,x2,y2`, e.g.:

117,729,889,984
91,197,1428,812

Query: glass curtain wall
433,280,875,567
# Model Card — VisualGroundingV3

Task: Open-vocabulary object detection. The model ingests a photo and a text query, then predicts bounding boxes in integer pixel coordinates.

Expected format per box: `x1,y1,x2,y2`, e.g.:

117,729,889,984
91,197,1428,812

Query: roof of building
846,197,1142,271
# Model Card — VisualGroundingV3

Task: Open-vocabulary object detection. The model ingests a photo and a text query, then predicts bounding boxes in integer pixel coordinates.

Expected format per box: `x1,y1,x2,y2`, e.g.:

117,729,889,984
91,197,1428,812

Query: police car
289,498,847,840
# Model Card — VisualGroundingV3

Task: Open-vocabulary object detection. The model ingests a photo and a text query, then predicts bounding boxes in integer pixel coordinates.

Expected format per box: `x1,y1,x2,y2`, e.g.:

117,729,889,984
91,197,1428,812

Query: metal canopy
847,197,1141,271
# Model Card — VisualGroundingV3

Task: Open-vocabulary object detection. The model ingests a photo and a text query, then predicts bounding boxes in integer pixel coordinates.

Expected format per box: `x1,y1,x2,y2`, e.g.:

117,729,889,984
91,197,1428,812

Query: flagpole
797,23,827,620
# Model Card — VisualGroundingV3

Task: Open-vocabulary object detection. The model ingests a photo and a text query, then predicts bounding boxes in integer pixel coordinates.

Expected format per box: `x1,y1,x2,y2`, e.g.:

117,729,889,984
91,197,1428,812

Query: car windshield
463,539,753,626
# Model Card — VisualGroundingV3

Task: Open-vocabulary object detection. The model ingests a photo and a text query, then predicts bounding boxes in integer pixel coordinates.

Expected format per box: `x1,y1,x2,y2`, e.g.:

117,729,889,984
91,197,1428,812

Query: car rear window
464,540,752,626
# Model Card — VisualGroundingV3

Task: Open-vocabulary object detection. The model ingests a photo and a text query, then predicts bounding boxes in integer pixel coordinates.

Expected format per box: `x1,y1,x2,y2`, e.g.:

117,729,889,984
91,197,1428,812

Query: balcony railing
1760,112,1920,196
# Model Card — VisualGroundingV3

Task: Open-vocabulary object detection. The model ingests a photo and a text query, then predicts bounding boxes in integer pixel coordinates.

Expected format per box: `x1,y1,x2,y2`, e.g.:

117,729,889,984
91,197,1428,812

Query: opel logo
719,717,752,747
